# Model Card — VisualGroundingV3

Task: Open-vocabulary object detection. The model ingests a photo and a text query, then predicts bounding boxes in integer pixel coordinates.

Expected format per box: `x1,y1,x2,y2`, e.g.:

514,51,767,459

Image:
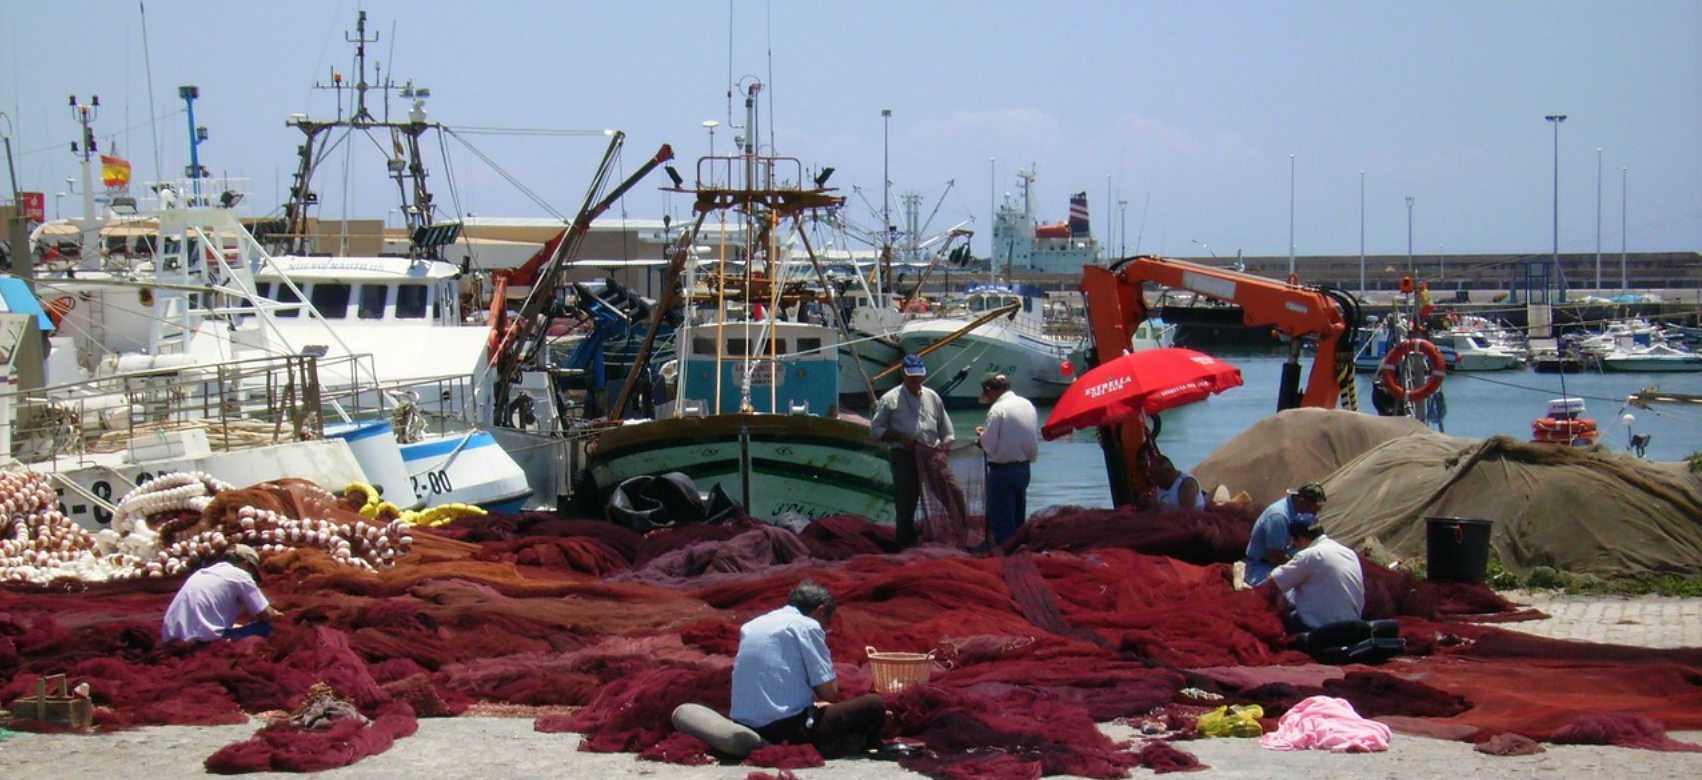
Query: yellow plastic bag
1195,704,1265,737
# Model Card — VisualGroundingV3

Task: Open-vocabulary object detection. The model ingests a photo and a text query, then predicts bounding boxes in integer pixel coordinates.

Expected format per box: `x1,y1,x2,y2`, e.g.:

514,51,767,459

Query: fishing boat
17,13,531,515
575,82,894,524
896,282,1079,407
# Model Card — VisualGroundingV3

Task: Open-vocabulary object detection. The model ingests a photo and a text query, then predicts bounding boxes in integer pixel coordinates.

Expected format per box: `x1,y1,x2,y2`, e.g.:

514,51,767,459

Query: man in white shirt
1263,515,1365,633
162,545,281,642
976,373,1039,546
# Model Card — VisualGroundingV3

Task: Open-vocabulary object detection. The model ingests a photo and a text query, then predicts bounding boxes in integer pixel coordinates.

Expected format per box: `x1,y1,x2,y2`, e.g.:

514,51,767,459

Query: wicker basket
866,646,934,694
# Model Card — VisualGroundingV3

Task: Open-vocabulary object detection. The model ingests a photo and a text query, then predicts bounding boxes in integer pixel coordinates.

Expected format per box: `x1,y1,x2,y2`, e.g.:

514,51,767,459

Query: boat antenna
138,1,164,189
347,11,380,123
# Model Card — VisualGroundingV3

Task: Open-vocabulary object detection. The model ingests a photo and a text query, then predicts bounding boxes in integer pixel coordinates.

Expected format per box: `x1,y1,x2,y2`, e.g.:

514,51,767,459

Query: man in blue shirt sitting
731,580,887,757
1245,481,1327,586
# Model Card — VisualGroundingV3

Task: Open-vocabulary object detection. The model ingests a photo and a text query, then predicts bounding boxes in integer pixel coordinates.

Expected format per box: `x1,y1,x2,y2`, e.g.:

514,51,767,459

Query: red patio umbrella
1042,348,1243,440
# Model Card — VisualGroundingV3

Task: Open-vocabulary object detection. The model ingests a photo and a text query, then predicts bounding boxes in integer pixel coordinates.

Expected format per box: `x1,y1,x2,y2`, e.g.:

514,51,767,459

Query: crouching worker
731,580,887,758
162,544,281,642
1260,515,1401,663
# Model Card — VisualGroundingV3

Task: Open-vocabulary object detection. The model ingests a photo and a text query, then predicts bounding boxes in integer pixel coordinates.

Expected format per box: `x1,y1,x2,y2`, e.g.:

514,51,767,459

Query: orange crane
1078,255,1365,505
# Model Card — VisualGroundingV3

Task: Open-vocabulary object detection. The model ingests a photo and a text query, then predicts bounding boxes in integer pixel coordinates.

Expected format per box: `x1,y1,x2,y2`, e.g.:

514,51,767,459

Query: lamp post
54,192,65,220
1287,153,1296,277
1546,115,1566,295
1620,166,1628,291
988,157,996,277
1595,147,1602,292
1118,199,1128,257
881,109,892,251
1358,170,1366,293
1405,196,1414,276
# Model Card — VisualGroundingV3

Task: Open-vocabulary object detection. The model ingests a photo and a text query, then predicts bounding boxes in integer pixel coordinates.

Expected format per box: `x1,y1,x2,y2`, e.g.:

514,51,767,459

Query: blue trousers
986,461,1031,544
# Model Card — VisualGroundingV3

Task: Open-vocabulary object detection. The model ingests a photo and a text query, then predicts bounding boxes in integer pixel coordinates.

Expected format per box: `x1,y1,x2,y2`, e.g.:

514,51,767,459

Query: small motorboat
1531,397,1598,446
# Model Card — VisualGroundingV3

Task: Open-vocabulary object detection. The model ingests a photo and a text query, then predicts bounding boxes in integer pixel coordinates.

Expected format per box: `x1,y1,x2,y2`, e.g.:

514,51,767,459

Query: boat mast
278,11,445,259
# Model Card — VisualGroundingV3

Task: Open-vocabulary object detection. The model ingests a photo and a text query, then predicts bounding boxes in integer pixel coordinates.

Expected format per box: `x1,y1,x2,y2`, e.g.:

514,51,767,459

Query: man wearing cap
869,354,961,548
976,372,1039,545
162,545,281,642
1244,482,1327,586
1263,514,1365,633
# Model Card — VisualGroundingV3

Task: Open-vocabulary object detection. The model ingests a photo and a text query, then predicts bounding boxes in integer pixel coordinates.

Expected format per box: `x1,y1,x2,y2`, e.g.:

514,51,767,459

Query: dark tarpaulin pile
4,504,1701,778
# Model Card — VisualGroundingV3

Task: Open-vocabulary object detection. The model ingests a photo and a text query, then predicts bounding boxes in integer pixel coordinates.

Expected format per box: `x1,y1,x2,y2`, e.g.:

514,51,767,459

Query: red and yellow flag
101,155,132,189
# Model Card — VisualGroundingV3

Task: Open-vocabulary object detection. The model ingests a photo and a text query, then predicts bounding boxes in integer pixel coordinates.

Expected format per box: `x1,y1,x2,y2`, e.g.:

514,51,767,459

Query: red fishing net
4,500,1701,779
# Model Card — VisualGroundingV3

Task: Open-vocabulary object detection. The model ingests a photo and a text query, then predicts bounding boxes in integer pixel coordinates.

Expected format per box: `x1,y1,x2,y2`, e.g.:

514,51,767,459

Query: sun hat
1288,482,1327,502
902,354,927,377
228,544,261,569
980,372,1010,391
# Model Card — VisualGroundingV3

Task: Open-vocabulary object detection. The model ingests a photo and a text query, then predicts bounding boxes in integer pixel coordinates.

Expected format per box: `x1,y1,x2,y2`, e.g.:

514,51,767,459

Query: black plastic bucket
1426,517,1493,583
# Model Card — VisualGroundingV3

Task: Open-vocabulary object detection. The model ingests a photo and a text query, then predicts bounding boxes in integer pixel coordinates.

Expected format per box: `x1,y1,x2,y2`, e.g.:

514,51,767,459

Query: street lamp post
1595,147,1602,292
1546,115,1566,296
881,109,892,250
54,192,66,220
1620,166,1628,291
1405,196,1414,276
1358,170,1365,293
1288,154,1296,277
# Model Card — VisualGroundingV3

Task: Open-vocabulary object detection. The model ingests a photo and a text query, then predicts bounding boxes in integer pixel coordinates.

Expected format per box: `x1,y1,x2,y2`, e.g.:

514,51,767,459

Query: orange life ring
1378,338,1446,402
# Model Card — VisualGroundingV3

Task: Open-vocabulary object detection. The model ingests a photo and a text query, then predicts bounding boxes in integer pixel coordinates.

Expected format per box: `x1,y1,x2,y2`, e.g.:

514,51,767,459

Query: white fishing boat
896,281,1079,407
15,13,530,515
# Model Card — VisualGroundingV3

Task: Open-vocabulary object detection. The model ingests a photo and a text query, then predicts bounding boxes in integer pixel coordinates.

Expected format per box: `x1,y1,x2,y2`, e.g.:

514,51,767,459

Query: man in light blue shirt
731,580,886,757
1245,482,1326,586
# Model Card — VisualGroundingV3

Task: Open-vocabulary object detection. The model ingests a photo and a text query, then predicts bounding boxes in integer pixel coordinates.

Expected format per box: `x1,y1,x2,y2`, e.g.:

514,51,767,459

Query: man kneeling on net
1260,514,1403,663
731,580,887,757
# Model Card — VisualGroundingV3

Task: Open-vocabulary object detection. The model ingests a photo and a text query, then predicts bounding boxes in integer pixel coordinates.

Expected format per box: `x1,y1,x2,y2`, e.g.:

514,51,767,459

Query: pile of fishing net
1320,433,1702,577
1193,408,1702,578
1194,408,1433,506
4,501,1702,777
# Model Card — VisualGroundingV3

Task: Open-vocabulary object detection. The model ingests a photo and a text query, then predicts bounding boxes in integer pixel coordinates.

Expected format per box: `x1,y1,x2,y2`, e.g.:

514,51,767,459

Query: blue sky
3,1,1698,262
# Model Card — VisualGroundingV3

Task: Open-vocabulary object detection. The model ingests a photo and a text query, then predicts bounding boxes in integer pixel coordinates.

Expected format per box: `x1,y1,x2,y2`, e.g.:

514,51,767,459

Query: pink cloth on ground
1259,695,1392,752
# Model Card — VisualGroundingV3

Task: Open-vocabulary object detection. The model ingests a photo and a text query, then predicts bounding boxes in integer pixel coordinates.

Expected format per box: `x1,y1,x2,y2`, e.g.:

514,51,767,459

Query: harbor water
946,351,1702,510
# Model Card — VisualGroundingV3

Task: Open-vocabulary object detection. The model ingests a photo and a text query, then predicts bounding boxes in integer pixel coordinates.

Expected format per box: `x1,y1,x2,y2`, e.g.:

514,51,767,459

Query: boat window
396,285,428,319
693,336,717,355
1023,297,1034,314
275,284,301,318
311,283,352,319
795,337,821,354
727,338,750,356
358,285,389,320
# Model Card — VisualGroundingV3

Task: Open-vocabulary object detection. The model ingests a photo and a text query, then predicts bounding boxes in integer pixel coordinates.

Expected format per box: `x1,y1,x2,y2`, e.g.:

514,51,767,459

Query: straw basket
866,646,934,694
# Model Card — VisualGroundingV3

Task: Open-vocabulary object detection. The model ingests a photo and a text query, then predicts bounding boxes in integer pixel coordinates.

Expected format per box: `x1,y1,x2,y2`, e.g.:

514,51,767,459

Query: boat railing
2,353,355,468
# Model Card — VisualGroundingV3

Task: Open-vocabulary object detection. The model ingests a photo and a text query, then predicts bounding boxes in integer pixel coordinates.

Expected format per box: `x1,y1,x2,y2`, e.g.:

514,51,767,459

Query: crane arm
1078,255,1352,506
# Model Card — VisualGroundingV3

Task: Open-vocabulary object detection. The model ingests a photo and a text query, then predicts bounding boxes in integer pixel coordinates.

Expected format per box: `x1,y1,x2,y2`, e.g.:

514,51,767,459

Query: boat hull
586,413,894,524
55,439,369,532
1600,356,1702,372
897,321,1074,407
400,430,533,512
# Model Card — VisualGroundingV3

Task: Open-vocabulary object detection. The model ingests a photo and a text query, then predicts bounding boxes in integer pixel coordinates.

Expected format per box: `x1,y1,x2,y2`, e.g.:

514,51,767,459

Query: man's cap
228,544,261,569
1288,482,1327,502
902,354,927,376
981,372,1010,391
1288,512,1321,537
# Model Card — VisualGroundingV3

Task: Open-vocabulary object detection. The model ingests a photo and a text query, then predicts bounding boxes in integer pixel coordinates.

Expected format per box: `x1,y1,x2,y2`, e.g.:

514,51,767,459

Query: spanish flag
101,155,132,189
